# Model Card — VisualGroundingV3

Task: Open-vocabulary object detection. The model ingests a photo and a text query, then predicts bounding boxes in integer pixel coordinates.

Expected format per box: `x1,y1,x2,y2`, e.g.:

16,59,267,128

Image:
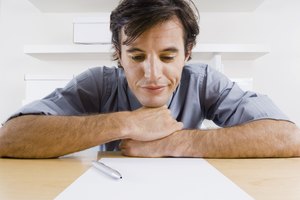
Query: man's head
110,0,199,107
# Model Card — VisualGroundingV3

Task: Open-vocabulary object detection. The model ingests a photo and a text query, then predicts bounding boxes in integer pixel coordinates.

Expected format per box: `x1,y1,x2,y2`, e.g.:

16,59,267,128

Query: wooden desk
1,151,300,200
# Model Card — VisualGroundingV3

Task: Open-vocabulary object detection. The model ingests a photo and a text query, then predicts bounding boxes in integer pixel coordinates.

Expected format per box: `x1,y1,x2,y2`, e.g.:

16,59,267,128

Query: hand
120,139,168,157
120,130,187,157
122,106,183,141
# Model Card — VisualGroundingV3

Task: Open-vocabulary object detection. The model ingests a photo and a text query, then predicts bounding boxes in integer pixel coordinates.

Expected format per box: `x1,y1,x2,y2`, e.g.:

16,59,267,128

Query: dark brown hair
110,0,199,65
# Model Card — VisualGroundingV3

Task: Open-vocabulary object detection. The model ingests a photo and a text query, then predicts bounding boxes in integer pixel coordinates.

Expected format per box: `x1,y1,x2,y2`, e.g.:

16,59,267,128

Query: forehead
121,17,185,48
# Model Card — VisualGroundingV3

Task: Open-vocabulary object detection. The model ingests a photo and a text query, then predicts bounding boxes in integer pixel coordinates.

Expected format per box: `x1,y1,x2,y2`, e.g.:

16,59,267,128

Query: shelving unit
27,0,265,13
23,0,268,102
24,44,270,61
24,0,269,65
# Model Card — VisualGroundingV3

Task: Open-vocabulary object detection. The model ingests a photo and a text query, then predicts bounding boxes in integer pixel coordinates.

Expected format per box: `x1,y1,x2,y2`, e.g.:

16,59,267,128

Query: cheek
123,65,144,85
173,71,182,87
164,64,183,85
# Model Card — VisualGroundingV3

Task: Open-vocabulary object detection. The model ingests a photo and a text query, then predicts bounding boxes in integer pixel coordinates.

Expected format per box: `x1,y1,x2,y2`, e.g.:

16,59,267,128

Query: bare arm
0,106,182,158
120,119,300,158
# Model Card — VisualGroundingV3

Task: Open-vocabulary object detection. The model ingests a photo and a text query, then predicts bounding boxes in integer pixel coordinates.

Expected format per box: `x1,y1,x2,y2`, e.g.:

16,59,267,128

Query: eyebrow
161,47,179,53
126,47,144,53
126,47,179,53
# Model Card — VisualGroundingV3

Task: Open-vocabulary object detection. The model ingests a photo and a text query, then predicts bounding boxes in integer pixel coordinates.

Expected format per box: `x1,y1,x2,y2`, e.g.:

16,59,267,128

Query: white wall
198,0,300,125
254,1,300,125
0,0,299,125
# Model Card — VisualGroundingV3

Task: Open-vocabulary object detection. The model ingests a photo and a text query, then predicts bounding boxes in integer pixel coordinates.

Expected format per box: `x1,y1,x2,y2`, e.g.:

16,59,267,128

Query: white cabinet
23,74,74,105
73,17,111,44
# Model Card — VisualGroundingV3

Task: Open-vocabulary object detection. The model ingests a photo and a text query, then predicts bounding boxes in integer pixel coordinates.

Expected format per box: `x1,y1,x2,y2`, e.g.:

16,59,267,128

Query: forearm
0,113,127,158
171,120,300,158
0,106,182,158
121,119,300,158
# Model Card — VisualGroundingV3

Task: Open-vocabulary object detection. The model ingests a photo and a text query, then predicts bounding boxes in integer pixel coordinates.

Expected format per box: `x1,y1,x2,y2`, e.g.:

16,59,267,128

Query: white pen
92,161,122,179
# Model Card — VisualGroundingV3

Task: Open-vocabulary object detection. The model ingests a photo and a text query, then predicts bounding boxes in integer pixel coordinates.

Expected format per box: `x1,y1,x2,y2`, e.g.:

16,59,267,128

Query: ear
185,52,191,62
184,50,192,62
184,45,192,62
116,48,123,68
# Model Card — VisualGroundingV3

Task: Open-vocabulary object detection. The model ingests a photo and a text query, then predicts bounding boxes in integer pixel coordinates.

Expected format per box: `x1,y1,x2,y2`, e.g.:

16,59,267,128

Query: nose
144,55,163,81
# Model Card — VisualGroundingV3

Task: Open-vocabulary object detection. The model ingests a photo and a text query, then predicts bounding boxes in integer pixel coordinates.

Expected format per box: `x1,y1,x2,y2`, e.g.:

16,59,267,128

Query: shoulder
87,66,124,78
61,66,125,97
182,63,224,77
75,66,125,84
182,63,208,75
183,63,230,84
181,63,211,83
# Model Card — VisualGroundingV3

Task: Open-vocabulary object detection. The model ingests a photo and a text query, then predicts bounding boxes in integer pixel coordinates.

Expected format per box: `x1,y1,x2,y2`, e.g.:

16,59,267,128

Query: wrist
111,111,132,139
166,130,206,158
162,131,190,157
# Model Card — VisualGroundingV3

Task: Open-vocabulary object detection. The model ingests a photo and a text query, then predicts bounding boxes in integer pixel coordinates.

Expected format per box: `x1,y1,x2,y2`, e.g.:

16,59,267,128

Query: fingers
174,121,184,132
119,139,140,157
119,139,129,150
120,139,163,158
120,130,183,157
126,106,183,141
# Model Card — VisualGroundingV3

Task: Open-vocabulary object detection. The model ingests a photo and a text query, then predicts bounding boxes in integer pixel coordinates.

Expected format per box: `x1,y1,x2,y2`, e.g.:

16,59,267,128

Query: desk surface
1,151,300,200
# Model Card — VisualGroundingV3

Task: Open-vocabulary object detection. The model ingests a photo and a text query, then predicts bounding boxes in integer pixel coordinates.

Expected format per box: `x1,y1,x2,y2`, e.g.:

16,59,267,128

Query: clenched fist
120,106,183,141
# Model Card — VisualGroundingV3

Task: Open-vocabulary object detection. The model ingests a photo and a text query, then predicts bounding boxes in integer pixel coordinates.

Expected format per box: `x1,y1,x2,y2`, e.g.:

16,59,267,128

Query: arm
120,119,300,158
0,106,182,158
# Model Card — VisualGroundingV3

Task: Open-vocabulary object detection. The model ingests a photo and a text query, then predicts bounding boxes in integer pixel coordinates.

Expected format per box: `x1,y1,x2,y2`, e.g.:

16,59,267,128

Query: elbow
0,127,7,158
289,124,300,157
262,120,300,157
0,121,21,158
278,121,300,157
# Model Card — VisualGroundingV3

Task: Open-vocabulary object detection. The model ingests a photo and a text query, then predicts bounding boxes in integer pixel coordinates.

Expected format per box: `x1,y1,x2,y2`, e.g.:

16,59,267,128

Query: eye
160,56,175,62
131,55,146,62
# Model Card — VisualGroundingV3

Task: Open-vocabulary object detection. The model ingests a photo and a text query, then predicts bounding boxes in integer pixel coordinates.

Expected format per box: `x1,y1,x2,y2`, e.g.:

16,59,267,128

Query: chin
139,97,168,108
143,102,166,108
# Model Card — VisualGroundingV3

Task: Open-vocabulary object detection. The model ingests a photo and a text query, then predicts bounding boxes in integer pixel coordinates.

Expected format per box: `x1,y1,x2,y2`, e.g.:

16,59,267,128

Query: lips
141,85,167,94
143,85,165,90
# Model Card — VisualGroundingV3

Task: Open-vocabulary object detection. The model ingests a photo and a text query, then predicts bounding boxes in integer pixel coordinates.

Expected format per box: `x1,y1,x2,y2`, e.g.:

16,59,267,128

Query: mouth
141,85,167,94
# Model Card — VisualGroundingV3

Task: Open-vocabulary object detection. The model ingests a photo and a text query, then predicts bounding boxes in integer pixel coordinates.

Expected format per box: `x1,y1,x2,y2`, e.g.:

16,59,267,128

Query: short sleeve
201,66,290,127
7,67,105,121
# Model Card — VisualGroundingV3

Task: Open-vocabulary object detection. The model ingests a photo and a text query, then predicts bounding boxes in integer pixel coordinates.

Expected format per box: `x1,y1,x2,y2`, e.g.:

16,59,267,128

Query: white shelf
27,0,265,13
24,44,113,54
24,44,270,60
192,44,270,60
24,44,113,60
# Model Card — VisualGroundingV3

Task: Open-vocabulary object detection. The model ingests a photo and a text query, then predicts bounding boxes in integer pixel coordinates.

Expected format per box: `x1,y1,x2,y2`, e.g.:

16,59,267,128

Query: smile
141,85,167,94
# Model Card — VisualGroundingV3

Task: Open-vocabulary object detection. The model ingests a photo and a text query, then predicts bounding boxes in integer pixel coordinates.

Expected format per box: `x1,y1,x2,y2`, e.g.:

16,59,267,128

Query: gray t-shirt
9,63,289,150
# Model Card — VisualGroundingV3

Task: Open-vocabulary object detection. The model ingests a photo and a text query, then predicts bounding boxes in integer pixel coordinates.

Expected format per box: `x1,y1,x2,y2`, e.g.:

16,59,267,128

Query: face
119,17,190,107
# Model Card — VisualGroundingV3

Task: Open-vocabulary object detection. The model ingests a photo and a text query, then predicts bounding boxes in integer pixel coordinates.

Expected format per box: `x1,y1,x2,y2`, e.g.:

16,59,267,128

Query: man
0,0,299,158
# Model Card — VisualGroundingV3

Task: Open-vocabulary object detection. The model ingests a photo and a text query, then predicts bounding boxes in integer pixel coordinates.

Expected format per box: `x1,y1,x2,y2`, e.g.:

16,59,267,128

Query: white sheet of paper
55,158,253,200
